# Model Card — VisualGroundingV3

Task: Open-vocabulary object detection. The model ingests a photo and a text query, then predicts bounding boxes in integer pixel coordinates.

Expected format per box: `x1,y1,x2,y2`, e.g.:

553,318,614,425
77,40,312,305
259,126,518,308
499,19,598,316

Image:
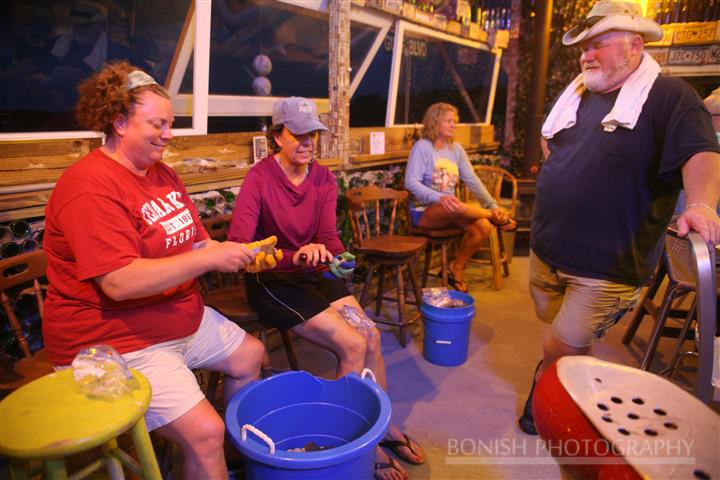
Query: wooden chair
464,165,518,290
199,215,299,390
346,186,428,347
0,251,54,393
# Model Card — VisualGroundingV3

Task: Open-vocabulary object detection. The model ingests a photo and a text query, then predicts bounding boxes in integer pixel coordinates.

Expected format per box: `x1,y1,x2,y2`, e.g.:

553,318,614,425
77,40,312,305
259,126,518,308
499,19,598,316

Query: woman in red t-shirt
43,61,265,478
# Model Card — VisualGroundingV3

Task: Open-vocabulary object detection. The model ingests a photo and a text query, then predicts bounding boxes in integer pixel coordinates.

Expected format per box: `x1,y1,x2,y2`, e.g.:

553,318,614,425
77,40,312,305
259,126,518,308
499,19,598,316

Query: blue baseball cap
271,97,328,135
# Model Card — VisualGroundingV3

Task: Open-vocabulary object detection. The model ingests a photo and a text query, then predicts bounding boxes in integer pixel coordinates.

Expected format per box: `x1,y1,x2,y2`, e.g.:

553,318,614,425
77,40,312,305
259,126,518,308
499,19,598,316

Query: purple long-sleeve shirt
228,156,345,272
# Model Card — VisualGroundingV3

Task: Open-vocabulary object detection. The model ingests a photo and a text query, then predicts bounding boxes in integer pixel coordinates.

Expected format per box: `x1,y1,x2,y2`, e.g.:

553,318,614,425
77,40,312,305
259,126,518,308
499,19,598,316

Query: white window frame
349,7,393,98
0,1,498,140
171,1,393,119
0,0,211,142
385,19,501,127
168,0,210,136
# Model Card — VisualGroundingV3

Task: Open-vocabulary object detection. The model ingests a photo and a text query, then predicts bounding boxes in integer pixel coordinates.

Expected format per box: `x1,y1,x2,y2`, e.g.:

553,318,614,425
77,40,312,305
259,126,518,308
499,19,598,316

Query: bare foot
375,446,407,480
382,426,427,464
447,263,468,293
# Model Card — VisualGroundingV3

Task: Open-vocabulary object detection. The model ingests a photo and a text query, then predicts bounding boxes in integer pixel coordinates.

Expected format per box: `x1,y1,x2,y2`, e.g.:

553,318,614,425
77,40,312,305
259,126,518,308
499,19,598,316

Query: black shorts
244,272,351,330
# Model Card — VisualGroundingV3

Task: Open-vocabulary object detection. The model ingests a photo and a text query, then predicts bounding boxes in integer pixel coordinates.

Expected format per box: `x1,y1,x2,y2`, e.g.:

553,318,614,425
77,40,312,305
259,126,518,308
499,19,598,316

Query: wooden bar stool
346,186,428,347
0,368,161,479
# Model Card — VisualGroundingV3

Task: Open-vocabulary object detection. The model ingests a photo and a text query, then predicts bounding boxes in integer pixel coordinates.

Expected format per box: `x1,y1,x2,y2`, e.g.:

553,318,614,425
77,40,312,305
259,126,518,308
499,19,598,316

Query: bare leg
155,400,227,480
331,295,387,389
204,334,265,407
450,219,493,288
328,296,425,466
417,201,494,230
291,305,367,378
203,333,265,466
538,332,589,378
418,202,495,290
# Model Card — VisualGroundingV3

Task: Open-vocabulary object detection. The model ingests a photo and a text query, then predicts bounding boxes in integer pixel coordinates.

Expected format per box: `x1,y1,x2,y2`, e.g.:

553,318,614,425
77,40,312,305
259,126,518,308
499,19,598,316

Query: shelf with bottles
361,0,512,45
646,0,720,25
0,219,44,259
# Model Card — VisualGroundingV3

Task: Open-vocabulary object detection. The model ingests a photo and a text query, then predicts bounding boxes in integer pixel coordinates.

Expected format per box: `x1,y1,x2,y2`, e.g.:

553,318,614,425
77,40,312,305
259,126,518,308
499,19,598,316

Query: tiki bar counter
0,1,718,479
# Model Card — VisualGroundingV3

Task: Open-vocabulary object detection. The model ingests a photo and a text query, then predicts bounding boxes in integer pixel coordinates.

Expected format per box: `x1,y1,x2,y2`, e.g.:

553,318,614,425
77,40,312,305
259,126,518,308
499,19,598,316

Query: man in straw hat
518,0,719,435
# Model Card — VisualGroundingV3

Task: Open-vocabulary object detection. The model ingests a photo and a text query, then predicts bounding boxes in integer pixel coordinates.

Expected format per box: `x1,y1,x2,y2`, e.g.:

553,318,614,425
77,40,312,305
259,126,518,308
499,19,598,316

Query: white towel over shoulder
542,52,661,139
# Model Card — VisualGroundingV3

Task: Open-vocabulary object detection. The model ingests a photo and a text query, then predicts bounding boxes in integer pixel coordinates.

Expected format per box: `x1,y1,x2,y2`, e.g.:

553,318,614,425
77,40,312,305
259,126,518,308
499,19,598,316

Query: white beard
582,58,631,93
583,70,610,92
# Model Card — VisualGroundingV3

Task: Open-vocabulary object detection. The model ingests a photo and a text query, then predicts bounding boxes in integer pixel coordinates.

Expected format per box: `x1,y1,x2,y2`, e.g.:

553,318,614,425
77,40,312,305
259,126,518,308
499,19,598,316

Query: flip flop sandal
490,216,519,232
380,433,427,465
374,456,405,480
446,272,469,293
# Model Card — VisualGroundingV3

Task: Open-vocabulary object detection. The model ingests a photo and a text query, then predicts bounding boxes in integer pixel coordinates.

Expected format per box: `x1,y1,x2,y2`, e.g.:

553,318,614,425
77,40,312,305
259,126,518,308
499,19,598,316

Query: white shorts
121,306,246,431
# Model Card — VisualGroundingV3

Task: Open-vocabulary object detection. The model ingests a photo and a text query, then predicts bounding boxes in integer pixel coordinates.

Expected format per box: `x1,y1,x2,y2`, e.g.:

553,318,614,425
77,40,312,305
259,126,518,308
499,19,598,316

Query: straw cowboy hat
563,0,663,45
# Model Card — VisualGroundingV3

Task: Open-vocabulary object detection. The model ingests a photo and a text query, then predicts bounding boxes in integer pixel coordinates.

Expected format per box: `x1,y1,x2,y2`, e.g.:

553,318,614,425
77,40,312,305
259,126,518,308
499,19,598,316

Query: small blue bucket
225,370,391,479
421,290,475,366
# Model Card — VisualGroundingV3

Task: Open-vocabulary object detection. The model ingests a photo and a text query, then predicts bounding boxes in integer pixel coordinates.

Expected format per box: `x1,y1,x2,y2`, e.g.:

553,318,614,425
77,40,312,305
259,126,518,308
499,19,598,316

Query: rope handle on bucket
241,424,276,454
361,368,377,383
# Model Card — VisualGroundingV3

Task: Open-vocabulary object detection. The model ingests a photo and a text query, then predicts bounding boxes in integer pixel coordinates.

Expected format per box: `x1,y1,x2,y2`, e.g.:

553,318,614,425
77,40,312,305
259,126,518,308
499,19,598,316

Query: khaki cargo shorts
529,251,641,349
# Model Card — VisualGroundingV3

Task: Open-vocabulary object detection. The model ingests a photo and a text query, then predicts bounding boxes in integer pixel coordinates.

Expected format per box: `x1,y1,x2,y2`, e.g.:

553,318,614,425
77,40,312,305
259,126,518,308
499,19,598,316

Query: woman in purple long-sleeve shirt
229,97,426,479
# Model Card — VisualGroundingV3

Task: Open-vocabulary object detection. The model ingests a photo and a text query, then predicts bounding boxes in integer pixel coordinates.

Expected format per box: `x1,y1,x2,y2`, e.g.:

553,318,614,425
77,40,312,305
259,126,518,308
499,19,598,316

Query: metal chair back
665,231,698,289
666,228,717,403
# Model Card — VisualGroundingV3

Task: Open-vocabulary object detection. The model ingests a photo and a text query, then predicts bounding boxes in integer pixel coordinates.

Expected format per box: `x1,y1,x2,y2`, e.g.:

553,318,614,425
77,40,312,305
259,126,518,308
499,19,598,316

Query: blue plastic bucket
421,290,475,366
225,370,391,479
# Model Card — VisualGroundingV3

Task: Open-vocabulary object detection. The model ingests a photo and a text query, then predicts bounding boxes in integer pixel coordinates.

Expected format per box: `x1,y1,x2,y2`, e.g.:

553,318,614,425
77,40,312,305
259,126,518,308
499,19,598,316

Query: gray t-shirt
404,138,496,211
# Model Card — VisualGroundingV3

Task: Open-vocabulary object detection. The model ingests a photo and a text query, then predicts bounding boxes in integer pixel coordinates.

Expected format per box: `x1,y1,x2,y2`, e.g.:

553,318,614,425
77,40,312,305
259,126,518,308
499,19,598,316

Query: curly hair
421,102,458,144
75,61,169,136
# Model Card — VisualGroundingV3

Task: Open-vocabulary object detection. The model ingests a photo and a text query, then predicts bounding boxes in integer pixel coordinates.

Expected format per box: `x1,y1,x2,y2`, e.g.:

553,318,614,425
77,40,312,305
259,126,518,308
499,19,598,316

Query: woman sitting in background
405,102,516,293
229,96,426,480
43,61,266,479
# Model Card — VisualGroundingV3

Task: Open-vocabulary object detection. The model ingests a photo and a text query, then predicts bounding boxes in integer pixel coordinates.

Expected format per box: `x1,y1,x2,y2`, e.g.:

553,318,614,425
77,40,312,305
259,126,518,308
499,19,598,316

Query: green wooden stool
0,368,161,480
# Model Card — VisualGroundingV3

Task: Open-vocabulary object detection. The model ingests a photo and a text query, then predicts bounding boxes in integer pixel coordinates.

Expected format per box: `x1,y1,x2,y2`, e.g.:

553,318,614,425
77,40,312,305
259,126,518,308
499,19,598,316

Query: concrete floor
2,255,705,480
267,254,705,480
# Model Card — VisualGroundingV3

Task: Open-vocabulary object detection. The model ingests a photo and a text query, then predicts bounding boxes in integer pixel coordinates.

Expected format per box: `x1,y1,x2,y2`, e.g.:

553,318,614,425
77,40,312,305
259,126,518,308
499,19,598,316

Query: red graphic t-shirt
43,149,209,365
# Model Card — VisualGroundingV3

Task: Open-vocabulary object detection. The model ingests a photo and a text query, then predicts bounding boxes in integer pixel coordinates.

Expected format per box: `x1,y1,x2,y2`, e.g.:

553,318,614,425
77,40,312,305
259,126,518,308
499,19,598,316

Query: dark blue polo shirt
532,76,719,286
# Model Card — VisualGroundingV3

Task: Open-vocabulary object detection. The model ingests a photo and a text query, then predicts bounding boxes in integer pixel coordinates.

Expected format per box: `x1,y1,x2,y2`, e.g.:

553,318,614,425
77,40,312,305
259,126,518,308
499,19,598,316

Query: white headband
127,70,157,91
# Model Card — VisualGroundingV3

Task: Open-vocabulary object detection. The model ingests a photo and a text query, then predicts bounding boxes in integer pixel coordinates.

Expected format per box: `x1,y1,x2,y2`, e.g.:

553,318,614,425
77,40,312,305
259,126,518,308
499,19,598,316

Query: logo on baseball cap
272,97,329,135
